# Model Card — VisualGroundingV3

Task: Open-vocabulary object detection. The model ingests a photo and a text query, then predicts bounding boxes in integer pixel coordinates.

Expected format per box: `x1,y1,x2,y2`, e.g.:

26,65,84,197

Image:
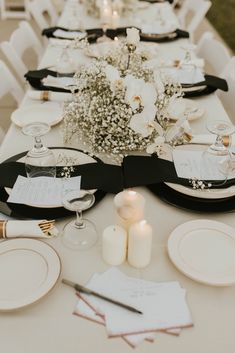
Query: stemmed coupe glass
200,120,235,184
22,122,56,178
62,189,97,250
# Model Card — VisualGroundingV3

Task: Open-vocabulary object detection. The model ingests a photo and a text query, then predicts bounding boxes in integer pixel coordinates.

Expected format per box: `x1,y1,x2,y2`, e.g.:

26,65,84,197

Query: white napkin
141,22,177,35
54,29,86,40
42,75,75,89
4,220,58,238
28,90,72,102
163,67,204,84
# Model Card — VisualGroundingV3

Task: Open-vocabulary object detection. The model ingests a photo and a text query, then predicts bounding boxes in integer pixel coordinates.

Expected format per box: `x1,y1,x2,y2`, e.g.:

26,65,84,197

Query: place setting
1,0,235,351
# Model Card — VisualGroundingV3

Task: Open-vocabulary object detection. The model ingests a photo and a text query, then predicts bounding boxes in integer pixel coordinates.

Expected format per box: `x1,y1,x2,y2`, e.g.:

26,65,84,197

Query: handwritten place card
7,175,81,207
74,268,192,348
173,150,235,180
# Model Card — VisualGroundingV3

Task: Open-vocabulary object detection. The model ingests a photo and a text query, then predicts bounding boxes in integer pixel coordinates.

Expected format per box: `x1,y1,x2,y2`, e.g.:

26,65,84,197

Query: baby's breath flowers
63,34,184,160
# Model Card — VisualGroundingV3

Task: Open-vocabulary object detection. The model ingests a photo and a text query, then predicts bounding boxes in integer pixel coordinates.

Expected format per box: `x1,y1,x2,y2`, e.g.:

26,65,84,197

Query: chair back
196,31,231,75
28,0,58,30
216,57,235,123
0,60,24,105
1,21,43,83
178,0,211,40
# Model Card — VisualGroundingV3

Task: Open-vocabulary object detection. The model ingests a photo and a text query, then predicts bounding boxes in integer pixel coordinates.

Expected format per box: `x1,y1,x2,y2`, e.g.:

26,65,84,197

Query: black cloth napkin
1,157,234,196
42,26,189,43
0,161,124,194
42,26,102,43
24,69,73,92
139,29,189,42
182,74,228,97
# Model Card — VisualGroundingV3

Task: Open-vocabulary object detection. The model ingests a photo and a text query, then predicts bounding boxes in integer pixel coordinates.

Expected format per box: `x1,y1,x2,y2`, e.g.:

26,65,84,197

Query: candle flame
127,190,137,196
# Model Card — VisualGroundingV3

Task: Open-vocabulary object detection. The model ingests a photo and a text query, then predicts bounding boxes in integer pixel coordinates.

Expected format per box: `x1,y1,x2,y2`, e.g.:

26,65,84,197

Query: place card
7,175,81,207
173,149,235,180
74,268,192,341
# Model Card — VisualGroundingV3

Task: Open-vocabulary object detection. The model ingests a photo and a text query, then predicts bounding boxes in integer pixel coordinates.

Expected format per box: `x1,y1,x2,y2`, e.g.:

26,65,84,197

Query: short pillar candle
113,190,145,230
102,225,127,266
128,220,152,268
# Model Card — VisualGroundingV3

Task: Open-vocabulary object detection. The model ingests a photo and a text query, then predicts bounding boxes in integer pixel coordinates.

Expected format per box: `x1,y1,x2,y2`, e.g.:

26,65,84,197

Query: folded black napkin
139,28,189,42
42,26,189,43
182,74,228,98
1,156,234,197
24,69,74,92
0,161,124,194
42,26,101,43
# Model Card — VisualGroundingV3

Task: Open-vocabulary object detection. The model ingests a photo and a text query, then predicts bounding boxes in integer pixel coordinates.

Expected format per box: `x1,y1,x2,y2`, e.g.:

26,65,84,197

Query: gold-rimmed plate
0,238,61,311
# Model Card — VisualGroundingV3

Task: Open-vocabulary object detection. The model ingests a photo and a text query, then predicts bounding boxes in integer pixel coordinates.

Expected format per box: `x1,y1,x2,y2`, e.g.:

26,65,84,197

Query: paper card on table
74,291,157,348
173,149,235,180
7,175,81,206
79,268,192,337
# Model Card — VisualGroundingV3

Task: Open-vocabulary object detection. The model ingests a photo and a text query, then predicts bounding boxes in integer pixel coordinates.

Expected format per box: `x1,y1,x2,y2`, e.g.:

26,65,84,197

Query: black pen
62,278,143,314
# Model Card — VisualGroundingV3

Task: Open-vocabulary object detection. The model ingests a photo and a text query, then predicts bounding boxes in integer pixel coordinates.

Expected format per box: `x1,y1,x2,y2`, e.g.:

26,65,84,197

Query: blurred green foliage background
207,0,235,52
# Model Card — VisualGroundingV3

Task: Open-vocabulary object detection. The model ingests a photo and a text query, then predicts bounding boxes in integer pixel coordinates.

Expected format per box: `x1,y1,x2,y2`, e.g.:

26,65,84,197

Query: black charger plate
0,147,106,219
148,183,235,213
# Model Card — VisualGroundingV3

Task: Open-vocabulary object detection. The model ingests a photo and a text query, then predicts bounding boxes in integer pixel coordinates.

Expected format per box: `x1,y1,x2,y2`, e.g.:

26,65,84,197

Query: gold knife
62,278,143,314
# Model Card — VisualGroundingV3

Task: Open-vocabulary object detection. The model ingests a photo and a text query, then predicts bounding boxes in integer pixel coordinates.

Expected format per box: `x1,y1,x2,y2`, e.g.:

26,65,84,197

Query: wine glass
62,189,97,250
22,122,56,178
200,120,235,185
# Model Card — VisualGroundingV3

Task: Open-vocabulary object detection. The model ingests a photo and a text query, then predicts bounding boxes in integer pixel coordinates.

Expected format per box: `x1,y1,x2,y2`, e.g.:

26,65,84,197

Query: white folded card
173,149,235,180
76,268,193,337
7,175,81,207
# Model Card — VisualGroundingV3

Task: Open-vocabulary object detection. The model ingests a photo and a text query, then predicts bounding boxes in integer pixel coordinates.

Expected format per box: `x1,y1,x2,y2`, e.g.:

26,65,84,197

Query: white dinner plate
165,145,235,200
168,219,235,286
0,238,61,311
11,103,63,127
6,148,97,208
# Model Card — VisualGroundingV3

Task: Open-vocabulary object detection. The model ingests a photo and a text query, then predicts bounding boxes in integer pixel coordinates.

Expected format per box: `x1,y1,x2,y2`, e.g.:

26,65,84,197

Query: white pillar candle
128,220,152,268
114,190,145,230
102,225,127,266
101,5,112,26
112,10,120,28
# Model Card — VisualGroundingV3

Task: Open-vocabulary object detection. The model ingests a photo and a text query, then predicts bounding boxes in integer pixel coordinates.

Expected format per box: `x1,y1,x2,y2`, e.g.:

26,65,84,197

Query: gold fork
39,220,55,235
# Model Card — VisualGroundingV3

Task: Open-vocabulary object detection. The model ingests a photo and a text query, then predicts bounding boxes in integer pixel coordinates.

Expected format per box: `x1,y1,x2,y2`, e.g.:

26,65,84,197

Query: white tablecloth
0,2,235,352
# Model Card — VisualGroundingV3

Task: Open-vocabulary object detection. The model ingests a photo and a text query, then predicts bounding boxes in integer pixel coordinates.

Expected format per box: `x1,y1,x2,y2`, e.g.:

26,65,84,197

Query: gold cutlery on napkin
0,219,57,239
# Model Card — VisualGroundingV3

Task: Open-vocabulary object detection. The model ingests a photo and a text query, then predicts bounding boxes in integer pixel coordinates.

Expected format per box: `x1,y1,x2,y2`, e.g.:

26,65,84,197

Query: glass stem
75,210,85,228
215,135,224,148
34,136,43,149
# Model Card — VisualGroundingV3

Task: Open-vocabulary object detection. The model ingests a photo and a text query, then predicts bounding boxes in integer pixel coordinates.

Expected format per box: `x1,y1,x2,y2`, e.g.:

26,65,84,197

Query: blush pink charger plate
0,238,61,311
168,219,235,286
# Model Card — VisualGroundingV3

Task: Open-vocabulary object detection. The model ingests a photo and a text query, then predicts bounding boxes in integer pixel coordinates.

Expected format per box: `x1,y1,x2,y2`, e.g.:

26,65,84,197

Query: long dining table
1,1,235,352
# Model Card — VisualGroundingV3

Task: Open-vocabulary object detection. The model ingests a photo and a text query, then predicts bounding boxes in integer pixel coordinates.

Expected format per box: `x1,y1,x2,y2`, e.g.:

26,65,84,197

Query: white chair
0,60,24,105
177,0,211,41
0,60,24,143
216,57,235,124
0,0,30,19
196,31,231,76
28,0,58,30
1,21,44,83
